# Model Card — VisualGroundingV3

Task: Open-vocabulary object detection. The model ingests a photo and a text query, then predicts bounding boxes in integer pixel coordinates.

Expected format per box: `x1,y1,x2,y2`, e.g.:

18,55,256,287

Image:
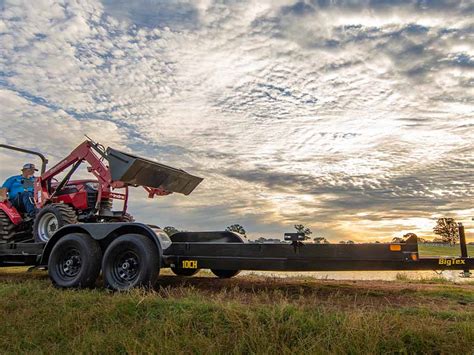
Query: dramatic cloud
0,0,473,241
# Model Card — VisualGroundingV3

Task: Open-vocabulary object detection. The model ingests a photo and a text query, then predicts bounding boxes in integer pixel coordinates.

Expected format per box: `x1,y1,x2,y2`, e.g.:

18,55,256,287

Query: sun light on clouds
0,0,473,241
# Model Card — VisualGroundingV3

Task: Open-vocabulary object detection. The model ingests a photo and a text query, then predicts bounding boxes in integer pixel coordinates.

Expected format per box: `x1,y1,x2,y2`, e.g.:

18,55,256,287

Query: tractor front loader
0,139,202,243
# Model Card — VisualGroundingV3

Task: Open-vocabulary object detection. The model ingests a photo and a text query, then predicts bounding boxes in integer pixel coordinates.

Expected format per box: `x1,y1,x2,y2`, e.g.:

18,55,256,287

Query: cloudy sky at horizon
0,0,473,242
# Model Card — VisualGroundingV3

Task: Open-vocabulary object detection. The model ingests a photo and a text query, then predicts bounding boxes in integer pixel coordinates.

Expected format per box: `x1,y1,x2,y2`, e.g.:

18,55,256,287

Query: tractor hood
105,148,203,195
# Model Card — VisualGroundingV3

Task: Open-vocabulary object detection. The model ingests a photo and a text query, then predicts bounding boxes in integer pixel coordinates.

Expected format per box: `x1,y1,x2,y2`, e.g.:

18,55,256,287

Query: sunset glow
1,0,473,242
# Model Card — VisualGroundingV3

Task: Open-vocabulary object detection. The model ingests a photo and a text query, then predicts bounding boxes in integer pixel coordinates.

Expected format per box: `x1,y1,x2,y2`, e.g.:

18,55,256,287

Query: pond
241,270,472,282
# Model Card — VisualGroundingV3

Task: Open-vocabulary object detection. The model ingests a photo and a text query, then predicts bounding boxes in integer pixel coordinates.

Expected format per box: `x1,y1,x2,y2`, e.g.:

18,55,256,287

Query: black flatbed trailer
165,242,473,272
0,223,472,290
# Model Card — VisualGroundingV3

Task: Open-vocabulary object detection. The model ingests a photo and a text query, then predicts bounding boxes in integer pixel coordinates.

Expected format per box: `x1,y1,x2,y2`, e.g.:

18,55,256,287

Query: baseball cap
22,163,38,171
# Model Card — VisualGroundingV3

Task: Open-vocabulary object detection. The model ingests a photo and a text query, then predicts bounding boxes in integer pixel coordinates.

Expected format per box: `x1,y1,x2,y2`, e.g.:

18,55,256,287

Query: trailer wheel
211,269,240,279
171,267,200,277
48,233,102,288
102,234,160,291
34,203,78,243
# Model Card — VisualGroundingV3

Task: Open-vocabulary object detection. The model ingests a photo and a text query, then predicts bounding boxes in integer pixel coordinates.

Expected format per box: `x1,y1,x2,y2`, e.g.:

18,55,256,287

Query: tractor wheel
33,203,78,243
171,266,200,277
102,234,160,291
120,213,135,222
211,269,240,279
48,233,102,288
0,210,16,241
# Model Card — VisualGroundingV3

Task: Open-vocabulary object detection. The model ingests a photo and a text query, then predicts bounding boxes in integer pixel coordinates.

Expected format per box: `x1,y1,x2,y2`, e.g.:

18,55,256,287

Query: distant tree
339,240,354,244
346,240,354,244
391,237,405,243
294,224,312,240
433,218,459,245
163,226,180,236
403,233,418,242
339,241,346,244
226,224,246,236
313,237,330,244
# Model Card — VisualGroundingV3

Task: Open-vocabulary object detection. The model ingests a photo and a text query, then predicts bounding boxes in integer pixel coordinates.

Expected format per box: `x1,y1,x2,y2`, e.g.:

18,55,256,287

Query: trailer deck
165,236,472,274
165,242,472,272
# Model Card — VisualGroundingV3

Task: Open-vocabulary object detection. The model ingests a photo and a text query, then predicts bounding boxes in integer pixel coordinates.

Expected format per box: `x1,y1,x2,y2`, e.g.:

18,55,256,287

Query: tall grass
418,244,474,257
0,269,473,354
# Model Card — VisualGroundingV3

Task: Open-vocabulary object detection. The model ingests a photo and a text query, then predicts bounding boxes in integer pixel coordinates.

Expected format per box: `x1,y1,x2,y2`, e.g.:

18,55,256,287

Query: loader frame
0,139,203,242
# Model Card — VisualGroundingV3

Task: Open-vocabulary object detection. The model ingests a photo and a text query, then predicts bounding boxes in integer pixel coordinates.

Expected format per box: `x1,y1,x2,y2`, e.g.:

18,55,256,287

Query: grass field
418,244,474,257
0,267,473,354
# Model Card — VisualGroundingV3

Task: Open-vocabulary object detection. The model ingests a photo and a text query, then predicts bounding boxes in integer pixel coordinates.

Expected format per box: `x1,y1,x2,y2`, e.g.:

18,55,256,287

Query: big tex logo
438,258,466,266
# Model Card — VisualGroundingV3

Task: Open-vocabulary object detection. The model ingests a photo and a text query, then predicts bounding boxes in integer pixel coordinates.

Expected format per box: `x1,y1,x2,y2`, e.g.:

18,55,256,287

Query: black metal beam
165,255,474,271
164,241,472,272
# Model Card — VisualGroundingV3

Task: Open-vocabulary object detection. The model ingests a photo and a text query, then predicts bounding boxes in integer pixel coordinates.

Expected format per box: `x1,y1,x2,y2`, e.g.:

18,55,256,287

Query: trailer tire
102,234,160,291
211,269,240,279
48,233,102,288
34,203,78,243
171,267,199,277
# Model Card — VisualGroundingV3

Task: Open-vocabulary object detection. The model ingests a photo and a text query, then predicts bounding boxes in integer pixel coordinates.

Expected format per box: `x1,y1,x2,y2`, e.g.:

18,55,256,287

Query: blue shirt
2,175,35,200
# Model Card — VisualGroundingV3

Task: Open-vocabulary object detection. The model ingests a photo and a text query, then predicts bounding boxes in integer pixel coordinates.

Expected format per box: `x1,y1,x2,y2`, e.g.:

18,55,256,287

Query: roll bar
0,144,48,174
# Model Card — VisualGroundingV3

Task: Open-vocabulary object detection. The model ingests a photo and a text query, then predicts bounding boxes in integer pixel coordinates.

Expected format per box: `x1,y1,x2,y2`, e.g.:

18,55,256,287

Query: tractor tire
48,233,102,288
0,210,16,241
211,269,240,279
171,266,200,277
33,203,78,243
102,234,160,291
120,213,135,222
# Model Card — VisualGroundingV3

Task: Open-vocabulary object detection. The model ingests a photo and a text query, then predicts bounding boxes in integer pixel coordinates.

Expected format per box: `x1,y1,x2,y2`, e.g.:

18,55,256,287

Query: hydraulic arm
34,140,175,209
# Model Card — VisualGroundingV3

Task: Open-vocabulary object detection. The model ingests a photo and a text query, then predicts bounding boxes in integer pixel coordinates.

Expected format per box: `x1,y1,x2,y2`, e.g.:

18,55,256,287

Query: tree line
160,217,462,245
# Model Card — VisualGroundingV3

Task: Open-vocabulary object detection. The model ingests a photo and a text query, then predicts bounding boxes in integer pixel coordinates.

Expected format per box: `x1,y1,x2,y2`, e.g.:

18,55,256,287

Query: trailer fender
40,223,167,265
170,231,247,244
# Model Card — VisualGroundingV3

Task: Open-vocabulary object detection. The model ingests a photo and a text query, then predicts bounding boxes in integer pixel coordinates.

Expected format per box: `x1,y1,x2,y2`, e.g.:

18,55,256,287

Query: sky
0,0,473,242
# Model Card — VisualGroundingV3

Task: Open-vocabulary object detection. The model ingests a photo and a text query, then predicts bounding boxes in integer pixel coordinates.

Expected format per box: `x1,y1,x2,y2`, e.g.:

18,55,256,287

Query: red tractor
0,139,202,243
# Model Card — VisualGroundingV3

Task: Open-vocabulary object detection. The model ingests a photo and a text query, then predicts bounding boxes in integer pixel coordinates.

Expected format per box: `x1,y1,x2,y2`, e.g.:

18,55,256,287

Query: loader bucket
106,148,203,195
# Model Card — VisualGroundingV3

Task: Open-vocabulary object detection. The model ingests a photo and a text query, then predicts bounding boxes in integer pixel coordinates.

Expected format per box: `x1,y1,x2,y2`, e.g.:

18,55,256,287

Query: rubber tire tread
33,203,78,242
48,233,102,288
121,213,135,222
211,269,241,279
170,267,200,277
0,210,16,240
102,234,160,291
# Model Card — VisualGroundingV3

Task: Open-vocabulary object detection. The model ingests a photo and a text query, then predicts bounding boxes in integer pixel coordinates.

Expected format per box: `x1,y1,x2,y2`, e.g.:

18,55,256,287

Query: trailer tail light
411,253,418,261
390,244,401,251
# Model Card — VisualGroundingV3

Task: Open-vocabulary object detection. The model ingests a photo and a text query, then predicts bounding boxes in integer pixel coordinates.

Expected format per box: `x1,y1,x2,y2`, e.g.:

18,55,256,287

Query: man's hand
0,187,8,202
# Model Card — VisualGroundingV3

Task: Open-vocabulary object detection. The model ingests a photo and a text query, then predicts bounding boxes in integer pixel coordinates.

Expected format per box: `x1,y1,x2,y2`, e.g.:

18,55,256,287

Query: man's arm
2,176,14,191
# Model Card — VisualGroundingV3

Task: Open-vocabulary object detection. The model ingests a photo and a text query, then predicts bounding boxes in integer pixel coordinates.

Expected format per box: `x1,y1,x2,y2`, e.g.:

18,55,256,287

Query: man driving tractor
2,163,38,218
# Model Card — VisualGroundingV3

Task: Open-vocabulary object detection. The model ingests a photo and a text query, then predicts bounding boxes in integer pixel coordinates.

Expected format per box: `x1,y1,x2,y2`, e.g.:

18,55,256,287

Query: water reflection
241,270,472,282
